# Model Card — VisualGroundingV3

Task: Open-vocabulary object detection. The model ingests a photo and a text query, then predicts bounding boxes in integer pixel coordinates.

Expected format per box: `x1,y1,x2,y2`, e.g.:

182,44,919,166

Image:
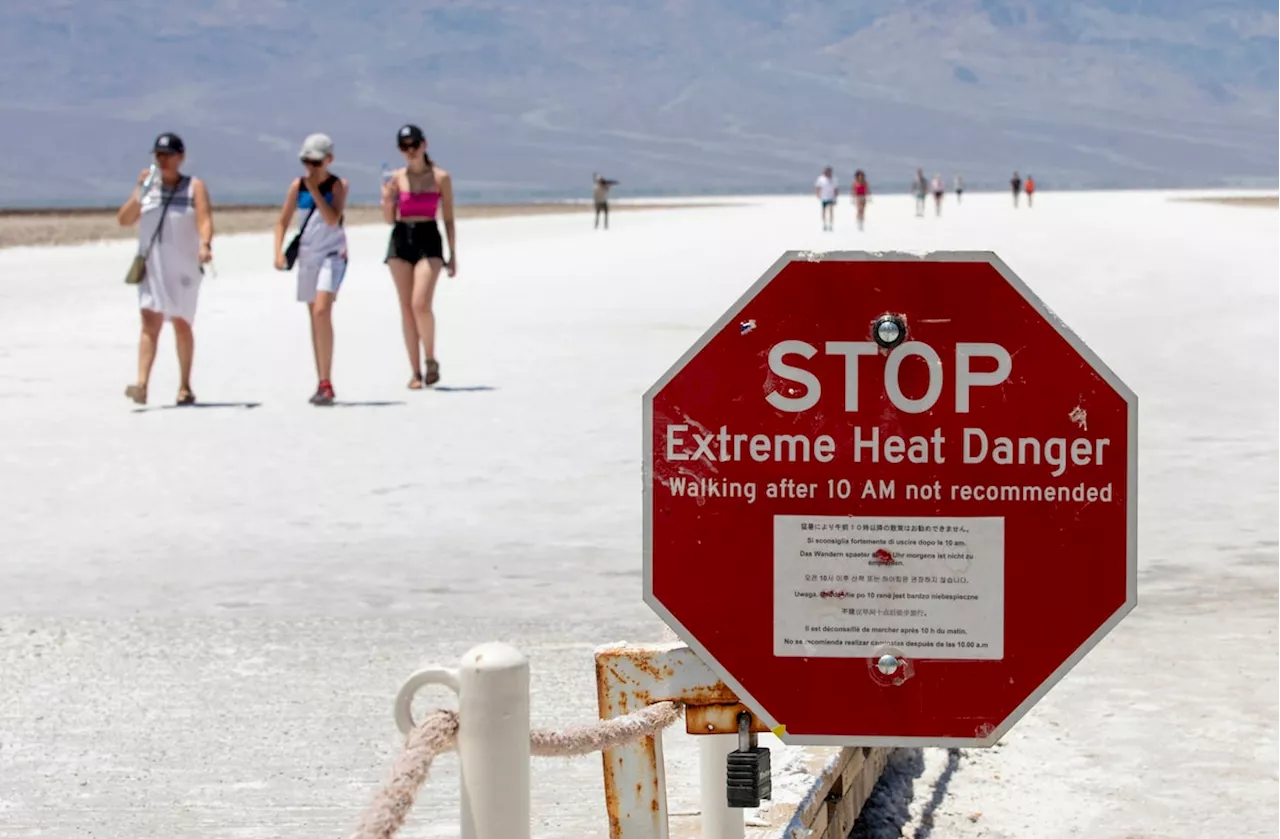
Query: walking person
814,166,837,230
1025,174,1036,208
593,173,618,229
382,124,456,389
1011,171,1023,207
931,173,945,216
852,169,870,231
116,132,213,406
955,174,964,203
912,169,928,217
273,133,349,405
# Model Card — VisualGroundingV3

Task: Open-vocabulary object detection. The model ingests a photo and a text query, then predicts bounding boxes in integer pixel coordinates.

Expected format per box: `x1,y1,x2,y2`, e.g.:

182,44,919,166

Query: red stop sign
643,251,1137,747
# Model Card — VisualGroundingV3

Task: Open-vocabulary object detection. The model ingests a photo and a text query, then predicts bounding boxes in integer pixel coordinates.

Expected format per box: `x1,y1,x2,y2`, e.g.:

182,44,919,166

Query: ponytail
423,150,434,169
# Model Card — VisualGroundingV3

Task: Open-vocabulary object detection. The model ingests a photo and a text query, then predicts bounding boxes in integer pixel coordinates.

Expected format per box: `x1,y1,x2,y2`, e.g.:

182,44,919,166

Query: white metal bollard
395,642,531,839
699,734,746,839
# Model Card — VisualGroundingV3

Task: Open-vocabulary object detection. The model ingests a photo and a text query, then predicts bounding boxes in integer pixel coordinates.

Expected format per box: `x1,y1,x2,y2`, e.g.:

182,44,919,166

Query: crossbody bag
124,178,183,285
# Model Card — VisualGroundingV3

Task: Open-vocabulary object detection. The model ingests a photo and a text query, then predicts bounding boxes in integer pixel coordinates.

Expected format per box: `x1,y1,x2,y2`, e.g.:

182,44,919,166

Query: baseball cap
153,132,185,154
397,124,425,145
299,133,334,161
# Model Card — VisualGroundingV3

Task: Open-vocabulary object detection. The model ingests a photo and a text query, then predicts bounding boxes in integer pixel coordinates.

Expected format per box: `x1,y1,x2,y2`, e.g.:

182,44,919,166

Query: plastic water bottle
139,162,158,197
380,162,393,185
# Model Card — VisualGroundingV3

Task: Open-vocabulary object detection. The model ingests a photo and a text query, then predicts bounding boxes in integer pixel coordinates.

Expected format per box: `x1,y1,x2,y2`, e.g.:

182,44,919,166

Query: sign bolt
873,314,907,349
876,654,901,675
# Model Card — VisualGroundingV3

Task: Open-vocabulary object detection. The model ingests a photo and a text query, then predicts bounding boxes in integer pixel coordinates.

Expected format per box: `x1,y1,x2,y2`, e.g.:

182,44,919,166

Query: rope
349,700,684,839
348,708,459,839
532,699,682,757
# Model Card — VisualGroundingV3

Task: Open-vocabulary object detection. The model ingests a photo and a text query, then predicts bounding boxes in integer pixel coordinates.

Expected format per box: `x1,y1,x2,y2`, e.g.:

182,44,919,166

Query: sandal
176,388,196,406
424,359,440,387
125,384,147,405
407,372,424,390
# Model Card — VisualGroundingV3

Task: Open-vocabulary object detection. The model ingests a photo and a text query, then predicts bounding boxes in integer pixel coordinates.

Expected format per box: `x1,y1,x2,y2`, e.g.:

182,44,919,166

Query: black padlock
726,710,772,808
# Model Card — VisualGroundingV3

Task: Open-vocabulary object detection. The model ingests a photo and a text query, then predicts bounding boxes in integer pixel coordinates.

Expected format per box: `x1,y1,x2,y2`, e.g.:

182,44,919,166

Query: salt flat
0,188,1275,838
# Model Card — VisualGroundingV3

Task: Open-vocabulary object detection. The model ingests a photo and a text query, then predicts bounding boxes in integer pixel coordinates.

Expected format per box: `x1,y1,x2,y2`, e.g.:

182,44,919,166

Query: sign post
643,250,1137,748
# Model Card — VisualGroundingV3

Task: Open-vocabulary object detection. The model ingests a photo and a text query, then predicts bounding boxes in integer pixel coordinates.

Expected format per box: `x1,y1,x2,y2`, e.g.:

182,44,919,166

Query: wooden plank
819,747,893,839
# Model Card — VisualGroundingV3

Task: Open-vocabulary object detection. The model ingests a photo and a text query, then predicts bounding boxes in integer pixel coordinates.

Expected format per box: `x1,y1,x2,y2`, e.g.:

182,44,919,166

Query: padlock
725,710,772,808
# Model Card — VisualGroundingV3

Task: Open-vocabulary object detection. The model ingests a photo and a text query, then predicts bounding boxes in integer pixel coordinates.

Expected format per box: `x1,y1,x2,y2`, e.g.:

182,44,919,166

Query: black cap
153,132,185,154
397,124,425,145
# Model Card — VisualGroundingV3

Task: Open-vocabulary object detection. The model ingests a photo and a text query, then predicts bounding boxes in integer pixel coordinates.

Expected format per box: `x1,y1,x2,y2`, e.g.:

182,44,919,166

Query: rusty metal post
594,640,770,839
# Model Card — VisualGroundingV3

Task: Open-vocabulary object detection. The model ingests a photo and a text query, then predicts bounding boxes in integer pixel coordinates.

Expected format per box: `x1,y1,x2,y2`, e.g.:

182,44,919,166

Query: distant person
382,124,456,389
955,175,964,203
593,173,618,230
814,166,837,230
931,173,945,216
116,132,213,406
912,169,928,217
1011,171,1023,207
852,170,870,231
1025,175,1036,207
272,133,349,406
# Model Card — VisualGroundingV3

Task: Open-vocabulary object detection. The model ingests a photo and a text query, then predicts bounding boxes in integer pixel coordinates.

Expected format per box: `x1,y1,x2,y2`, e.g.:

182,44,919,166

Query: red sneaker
310,380,335,406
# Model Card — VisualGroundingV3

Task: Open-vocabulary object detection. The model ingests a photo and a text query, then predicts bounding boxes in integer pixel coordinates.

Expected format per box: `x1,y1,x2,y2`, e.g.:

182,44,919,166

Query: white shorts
297,251,347,303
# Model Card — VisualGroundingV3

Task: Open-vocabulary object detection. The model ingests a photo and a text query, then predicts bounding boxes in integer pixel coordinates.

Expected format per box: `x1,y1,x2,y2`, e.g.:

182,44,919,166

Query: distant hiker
382,123,456,389
955,175,964,203
116,132,213,406
931,173,945,216
272,133,349,406
815,166,837,230
1025,175,1036,207
593,173,618,230
913,169,928,217
1011,171,1023,207
852,170,870,231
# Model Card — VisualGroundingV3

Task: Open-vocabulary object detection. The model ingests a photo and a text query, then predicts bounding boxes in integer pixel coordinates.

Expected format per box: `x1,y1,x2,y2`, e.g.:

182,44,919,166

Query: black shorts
385,220,444,264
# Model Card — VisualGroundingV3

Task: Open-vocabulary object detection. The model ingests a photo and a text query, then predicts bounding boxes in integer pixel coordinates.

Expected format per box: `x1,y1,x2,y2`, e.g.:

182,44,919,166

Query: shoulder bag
124,178,182,285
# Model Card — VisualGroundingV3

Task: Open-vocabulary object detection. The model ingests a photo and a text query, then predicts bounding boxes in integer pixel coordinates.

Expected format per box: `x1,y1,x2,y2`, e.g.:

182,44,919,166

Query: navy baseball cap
397,124,425,145
153,132,185,154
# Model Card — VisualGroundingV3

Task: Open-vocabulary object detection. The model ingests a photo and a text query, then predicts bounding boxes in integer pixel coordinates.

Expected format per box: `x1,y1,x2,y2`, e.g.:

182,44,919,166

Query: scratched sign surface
642,250,1137,748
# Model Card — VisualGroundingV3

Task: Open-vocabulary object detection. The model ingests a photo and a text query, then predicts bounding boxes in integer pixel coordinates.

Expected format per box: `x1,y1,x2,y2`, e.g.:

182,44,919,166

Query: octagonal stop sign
643,251,1137,747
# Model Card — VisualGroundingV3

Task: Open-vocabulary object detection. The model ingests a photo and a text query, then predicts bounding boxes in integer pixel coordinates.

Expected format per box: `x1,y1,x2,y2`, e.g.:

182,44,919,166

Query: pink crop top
398,191,440,218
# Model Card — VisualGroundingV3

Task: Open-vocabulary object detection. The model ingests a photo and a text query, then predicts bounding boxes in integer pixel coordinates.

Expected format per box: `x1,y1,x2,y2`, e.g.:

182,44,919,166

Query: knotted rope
349,701,684,839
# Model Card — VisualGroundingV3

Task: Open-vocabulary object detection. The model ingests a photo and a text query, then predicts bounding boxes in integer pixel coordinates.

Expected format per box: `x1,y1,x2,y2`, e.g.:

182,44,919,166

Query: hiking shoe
310,380,335,406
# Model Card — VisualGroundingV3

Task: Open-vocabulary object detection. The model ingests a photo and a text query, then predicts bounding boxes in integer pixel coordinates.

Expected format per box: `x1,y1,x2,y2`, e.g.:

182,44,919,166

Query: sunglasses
398,140,422,152
301,158,324,167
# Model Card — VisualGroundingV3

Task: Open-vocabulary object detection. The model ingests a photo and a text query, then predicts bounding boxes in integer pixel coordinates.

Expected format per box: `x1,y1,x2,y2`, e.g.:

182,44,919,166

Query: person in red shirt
1025,175,1037,208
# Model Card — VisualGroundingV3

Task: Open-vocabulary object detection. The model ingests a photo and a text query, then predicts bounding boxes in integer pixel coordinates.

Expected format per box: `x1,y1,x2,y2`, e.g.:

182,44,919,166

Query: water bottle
380,162,393,185
139,162,158,198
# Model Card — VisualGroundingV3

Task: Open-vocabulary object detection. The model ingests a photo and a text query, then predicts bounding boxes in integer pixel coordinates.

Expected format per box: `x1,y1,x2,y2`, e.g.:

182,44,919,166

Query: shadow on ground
132,401,262,412
850,748,963,839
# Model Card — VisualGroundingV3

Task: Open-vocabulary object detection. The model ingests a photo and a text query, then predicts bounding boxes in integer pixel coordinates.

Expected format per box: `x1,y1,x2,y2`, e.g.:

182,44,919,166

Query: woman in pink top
852,170,870,231
381,123,456,388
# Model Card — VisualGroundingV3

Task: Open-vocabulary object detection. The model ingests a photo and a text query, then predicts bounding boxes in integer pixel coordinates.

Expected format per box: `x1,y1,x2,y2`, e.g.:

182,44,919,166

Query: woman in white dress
116,132,214,405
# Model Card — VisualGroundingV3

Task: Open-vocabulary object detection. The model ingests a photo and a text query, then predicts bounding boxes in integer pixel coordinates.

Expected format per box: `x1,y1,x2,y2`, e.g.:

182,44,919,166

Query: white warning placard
773,515,1005,660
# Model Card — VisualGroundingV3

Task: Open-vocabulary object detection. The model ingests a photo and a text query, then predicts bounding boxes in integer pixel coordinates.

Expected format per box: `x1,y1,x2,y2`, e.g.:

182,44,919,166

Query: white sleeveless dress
136,176,203,323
